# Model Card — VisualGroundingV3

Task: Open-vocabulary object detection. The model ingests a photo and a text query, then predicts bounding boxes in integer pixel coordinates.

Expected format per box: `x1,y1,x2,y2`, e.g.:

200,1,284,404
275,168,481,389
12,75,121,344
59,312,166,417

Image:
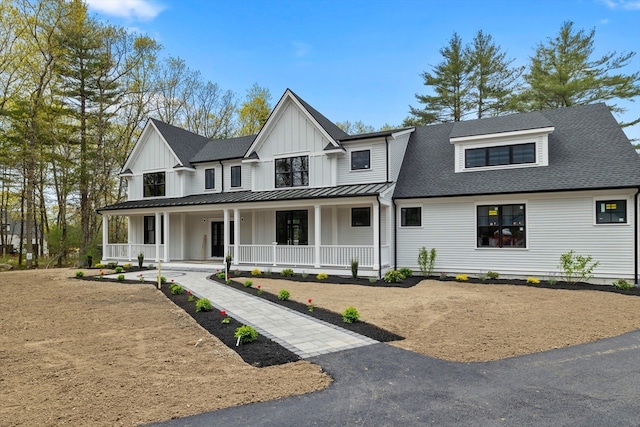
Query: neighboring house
98,90,640,283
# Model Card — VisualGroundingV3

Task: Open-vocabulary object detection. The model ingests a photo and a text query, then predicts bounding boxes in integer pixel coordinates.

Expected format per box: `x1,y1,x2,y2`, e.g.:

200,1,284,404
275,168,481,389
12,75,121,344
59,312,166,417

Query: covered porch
100,188,394,277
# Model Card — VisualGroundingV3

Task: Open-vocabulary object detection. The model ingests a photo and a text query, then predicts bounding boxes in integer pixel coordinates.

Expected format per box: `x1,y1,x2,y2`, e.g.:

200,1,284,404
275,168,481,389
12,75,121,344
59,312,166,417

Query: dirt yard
2,269,640,426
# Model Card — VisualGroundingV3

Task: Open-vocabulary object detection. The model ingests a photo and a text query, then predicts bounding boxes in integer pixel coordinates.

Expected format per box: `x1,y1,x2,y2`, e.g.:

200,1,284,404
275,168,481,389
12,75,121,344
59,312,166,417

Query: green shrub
486,271,500,280
114,266,123,273
612,279,633,290
94,263,105,269
216,271,226,279
264,269,272,276
160,276,167,284
278,289,290,301
107,262,118,269
251,268,262,276
399,267,413,278
301,272,308,278
368,277,377,283
417,247,437,277
195,298,213,312
351,258,359,279
75,271,84,278
234,325,258,344
281,268,294,277
244,280,253,288
342,306,360,323
316,272,328,280
117,274,125,281
559,250,600,284
384,270,405,283
170,284,185,295
123,263,132,270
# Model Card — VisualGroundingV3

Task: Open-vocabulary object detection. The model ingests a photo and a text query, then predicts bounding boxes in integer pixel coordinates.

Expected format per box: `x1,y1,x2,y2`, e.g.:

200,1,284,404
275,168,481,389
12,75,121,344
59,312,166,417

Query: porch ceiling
98,182,393,213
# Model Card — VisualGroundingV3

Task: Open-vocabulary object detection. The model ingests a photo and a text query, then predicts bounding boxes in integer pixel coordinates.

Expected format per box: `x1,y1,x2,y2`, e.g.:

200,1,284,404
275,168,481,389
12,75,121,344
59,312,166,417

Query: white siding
223,161,251,192
336,139,387,185
395,190,637,281
187,163,221,195
388,133,411,182
335,206,373,246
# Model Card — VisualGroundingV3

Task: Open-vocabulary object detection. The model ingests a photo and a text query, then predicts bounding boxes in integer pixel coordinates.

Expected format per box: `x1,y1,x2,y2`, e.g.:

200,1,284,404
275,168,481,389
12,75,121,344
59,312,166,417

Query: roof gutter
377,195,382,279
385,136,390,183
636,188,639,285
219,161,224,193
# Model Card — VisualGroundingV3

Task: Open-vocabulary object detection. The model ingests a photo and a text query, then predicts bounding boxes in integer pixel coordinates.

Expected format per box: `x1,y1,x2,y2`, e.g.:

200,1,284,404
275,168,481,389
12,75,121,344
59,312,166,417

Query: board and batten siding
336,140,387,185
395,190,637,281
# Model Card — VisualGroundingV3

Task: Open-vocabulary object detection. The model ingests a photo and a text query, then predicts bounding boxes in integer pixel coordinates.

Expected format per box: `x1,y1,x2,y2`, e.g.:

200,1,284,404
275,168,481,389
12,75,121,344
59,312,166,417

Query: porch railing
320,245,374,267
105,244,162,261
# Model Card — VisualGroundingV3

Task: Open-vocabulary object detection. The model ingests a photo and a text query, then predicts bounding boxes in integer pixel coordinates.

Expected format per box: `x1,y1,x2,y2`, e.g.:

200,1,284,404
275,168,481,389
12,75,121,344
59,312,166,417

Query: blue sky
86,0,640,140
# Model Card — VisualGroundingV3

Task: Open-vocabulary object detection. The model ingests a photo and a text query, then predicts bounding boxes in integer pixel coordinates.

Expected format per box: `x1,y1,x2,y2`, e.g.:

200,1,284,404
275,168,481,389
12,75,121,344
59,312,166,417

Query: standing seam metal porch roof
97,182,393,212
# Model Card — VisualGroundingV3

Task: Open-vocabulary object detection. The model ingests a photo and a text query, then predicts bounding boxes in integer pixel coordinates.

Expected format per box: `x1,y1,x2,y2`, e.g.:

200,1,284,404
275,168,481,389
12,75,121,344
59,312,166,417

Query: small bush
117,274,125,281
342,306,360,323
94,263,104,269
278,289,290,301
351,258,359,279
264,269,272,276
244,280,253,288
455,274,468,281
307,298,314,312
160,276,167,284
75,271,84,278
439,272,448,280
559,250,600,284
107,262,118,269
216,271,226,279
251,268,262,276
612,279,633,290
478,274,487,281
368,277,377,283
114,266,123,273
316,272,328,280
195,298,213,312
399,267,413,278
187,292,195,302
486,271,500,279
301,272,308,278
384,270,405,283
170,284,185,295
123,263,132,269
417,247,437,277
256,285,263,295
281,268,294,277
526,277,540,284
234,325,258,344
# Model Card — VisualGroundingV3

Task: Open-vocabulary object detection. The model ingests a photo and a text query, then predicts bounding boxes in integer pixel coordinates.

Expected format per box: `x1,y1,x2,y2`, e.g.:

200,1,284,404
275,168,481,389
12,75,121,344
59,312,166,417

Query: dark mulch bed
211,275,404,343
225,270,423,288
159,285,301,367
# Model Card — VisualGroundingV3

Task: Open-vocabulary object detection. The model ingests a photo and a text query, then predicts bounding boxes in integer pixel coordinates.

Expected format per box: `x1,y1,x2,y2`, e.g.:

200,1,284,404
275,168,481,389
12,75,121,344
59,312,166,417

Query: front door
211,221,234,257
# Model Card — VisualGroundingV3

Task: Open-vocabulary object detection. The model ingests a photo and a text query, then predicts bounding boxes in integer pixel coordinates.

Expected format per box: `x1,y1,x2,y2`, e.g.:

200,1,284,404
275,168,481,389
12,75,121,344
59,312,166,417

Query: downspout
385,136,390,183
393,200,397,271
633,188,640,286
377,195,382,279
219,161,224,192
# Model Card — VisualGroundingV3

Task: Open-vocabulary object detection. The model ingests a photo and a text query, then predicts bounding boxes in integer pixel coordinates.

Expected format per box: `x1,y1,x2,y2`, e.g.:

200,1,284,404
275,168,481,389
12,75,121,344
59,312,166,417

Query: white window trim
204,168,215,191
350,149,372,172
273,153,311,189
593,196,630,226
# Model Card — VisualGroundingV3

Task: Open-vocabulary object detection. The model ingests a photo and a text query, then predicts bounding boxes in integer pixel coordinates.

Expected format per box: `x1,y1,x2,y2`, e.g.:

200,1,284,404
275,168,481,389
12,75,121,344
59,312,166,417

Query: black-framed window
230,166,241,188
143,172,165,197
276,210,308,245
596,200,627,224
351,150,370,170
465,143,535,168
352,207,371,227
275,156,309,188
401,207,421,227
477,204,526,248
205,168,215,189
143,216,164,245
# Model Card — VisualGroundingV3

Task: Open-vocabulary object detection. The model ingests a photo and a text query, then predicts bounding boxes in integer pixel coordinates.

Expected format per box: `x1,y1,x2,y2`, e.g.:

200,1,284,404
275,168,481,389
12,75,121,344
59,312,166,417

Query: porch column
373,202,380,270
331,206,338,244
314,205,321,268
102,214,109,261
233,208,239,265
223,208,230,259
163,212,170,262
180,213,185,260
127,216,132,261
155,212,161,262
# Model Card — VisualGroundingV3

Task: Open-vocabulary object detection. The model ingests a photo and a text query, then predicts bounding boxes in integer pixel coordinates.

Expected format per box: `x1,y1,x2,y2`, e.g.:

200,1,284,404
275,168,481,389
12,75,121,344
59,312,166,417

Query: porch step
114,270,378,358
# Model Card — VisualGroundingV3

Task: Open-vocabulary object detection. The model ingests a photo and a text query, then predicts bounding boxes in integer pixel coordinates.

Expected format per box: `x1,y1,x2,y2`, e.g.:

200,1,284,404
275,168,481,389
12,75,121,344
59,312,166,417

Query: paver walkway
115,270,377,358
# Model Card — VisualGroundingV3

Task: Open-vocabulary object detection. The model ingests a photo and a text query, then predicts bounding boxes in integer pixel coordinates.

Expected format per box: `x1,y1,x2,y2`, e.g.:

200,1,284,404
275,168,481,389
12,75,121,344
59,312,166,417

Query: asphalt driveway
148,329,640,426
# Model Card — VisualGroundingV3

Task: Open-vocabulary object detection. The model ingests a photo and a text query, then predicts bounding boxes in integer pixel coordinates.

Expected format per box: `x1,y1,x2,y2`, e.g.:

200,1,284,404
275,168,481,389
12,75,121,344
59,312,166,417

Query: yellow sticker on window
489,210,498,216
605,203,616,210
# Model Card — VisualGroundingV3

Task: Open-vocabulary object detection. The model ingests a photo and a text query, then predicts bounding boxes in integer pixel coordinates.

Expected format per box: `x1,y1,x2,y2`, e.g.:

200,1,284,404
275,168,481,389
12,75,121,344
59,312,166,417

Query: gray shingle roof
149,119,211,167
98,182,393,212
450,111,554,138
289,90,349,141
191,134,255,163
394,103,640,199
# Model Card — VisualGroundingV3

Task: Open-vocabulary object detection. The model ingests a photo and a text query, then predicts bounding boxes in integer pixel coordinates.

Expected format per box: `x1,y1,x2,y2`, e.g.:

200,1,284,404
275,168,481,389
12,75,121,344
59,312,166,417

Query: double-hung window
275,156,309,188
143,172,165,197
477,204,526,248
230,166,241,188
205,168,215,189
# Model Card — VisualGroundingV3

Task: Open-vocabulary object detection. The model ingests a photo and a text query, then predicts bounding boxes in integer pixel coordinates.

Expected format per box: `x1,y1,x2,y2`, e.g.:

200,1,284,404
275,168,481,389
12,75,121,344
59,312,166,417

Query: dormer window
351,150,370,170
143,172,165,197
205,168,215,189
275,155,309,188
465,143,536,168
231,166,241,188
